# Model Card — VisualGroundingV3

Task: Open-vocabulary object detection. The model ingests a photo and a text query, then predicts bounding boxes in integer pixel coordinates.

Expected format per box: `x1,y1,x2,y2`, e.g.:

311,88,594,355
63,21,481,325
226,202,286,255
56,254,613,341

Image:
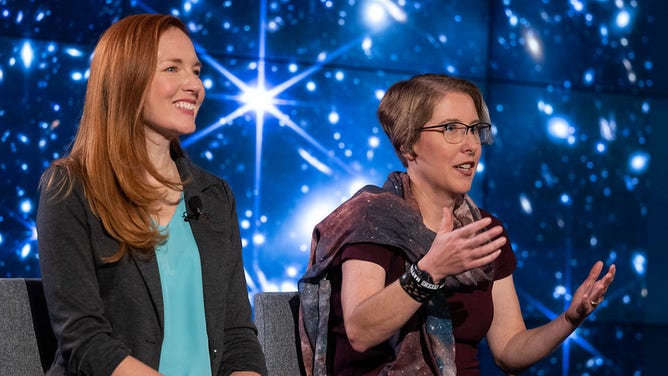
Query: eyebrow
434,118,482,125
160,57,202,67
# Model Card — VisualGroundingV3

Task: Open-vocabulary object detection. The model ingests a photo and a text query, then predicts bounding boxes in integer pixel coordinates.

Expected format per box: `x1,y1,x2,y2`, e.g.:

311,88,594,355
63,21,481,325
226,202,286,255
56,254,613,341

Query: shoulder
333,185,412,221
315,186,416,242
36,165,93,241
38,163,86,210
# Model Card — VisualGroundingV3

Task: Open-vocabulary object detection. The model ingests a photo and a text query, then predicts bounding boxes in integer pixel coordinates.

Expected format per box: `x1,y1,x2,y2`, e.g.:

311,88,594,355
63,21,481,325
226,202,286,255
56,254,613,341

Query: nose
460,129,479,155
183,73,204,96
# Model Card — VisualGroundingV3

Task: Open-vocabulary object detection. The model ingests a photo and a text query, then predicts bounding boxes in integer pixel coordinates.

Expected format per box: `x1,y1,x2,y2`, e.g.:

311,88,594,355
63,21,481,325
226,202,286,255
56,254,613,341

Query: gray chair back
253,291,305,376
0,278,56,375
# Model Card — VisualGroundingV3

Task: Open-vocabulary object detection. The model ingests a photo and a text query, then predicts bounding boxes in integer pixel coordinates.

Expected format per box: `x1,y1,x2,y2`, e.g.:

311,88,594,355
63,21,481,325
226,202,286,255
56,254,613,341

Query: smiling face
142,27,204,143
406,91,482,202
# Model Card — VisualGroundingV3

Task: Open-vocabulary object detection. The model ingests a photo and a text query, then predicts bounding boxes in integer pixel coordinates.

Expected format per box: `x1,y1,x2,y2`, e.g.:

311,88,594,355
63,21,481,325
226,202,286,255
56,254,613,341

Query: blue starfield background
1,1,666,374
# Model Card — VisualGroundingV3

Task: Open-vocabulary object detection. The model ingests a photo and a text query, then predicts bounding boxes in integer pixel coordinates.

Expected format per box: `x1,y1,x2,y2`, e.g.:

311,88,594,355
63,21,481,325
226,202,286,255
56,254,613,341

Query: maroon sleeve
340,243,406,283
341,243,395,265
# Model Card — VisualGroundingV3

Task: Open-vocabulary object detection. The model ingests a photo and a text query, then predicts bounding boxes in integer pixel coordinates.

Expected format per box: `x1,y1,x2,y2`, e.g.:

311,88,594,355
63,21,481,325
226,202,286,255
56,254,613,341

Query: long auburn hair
40,14,190,262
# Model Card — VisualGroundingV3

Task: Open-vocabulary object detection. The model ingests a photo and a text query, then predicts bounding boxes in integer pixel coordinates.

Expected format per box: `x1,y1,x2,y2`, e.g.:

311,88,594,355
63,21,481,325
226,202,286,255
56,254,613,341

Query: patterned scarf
298,171,493,376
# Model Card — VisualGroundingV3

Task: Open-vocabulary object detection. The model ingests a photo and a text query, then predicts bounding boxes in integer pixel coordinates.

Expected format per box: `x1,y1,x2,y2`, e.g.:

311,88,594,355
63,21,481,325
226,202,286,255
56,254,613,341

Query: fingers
588,293,605,308
585,263,616,309
604,264,617,283
589,262,615,288
445,214,505,255
596,264,616,292
436,209,501,243
453,220,505,253
456,216,493,237
478,247,502,266
586,260,604,283
435,208,501,239
471,236,506,260
477,225,504,243
428,210,508,274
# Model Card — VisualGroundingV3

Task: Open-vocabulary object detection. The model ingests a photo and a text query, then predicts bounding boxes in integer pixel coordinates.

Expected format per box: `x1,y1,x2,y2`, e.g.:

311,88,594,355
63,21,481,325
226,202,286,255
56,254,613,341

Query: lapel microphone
183,196,209,222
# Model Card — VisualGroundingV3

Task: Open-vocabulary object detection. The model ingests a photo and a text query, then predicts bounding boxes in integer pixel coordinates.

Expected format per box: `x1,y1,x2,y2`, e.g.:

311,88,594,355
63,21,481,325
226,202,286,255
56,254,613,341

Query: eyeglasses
420,121,492,144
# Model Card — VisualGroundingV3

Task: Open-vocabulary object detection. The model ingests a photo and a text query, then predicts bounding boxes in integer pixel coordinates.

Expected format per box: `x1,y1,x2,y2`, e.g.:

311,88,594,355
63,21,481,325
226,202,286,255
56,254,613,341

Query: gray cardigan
37,158,267,376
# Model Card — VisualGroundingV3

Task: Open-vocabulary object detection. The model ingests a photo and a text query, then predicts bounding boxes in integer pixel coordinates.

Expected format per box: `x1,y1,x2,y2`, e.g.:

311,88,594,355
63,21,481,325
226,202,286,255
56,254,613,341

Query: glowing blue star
20,41,34,69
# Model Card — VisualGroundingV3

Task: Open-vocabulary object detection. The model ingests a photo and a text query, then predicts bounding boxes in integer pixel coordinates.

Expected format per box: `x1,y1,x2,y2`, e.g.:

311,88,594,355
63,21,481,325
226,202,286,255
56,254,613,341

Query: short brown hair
377,73,490,167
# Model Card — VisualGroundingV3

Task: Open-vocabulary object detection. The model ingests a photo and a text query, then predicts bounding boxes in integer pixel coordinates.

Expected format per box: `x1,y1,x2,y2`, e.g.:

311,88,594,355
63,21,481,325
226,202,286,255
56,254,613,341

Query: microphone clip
183,196,209,222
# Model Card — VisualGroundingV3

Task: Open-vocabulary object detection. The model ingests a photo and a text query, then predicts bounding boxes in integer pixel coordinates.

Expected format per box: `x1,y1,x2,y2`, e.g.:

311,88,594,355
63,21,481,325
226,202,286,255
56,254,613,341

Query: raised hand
418,207,507,282
564,261,616,326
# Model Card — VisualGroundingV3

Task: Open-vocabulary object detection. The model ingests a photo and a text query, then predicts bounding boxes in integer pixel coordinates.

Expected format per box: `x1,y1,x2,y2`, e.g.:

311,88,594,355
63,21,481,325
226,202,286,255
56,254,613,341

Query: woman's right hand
418,207,506,282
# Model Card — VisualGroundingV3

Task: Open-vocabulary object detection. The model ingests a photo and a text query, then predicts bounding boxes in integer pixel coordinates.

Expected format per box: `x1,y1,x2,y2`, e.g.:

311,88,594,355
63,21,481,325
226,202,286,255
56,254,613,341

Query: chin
178,125,197,135
458,185,473,195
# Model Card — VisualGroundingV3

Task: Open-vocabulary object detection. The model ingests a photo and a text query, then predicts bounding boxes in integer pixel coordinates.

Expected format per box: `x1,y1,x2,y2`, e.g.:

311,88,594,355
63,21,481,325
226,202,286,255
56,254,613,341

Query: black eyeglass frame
420,121,493,145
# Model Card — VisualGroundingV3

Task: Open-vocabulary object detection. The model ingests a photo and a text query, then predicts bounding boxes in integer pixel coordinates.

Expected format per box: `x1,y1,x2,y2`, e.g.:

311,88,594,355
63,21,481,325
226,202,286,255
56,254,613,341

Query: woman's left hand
564,261,616,327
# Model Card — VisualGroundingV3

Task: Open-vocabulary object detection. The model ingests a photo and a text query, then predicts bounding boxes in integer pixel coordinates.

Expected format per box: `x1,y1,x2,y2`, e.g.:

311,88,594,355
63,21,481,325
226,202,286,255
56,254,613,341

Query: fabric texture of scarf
298,171,493,376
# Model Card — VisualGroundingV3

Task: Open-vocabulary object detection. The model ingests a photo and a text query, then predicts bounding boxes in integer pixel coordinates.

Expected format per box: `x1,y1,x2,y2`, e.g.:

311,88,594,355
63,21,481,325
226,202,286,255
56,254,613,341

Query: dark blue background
1,1,665,374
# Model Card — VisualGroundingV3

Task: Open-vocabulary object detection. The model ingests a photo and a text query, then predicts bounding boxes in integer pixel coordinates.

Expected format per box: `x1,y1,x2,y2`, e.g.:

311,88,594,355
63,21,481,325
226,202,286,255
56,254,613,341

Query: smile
174,101,196,111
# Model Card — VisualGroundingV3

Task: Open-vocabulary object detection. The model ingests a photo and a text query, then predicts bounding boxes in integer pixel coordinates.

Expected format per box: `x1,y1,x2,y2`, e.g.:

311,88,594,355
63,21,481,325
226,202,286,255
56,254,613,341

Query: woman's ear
401,145,416,162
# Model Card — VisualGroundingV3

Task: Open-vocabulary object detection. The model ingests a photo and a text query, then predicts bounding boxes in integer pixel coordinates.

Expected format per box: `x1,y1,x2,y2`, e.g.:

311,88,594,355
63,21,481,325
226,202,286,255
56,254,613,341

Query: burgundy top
327,210,516,375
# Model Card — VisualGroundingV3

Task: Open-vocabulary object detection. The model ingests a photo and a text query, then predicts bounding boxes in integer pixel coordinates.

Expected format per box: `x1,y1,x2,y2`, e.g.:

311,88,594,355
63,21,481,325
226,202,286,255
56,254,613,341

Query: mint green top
155,196,212,375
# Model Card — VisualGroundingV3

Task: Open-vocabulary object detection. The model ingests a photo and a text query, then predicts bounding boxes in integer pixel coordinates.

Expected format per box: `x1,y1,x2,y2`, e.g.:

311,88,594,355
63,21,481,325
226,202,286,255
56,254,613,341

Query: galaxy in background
0,1,663,375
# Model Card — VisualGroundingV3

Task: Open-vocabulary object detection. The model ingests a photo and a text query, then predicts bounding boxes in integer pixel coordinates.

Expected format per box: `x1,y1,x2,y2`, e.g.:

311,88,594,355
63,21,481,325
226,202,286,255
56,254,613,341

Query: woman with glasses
298,73,615,375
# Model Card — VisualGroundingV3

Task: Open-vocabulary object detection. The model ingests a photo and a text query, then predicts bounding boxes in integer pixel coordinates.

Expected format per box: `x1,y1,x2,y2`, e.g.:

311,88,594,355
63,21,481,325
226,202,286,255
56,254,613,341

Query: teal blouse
155,197,212,375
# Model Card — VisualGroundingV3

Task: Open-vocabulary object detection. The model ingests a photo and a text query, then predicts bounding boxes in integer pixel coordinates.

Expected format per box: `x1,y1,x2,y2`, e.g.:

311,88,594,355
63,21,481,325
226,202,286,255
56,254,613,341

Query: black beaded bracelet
399,263,443,303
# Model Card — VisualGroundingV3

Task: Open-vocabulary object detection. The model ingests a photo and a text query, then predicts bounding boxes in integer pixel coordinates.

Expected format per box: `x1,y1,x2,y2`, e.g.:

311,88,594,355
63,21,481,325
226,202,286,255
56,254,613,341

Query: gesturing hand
417,207,507,282
564,261,616,327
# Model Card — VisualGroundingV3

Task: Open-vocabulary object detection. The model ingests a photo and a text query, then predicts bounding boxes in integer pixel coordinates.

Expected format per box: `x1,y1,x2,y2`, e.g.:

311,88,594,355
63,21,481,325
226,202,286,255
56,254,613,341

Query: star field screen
1,1,665,375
